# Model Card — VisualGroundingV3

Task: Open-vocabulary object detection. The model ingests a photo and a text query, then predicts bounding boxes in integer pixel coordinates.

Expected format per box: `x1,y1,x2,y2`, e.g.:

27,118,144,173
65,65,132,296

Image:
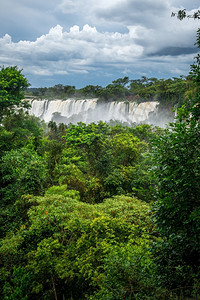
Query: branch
171,9,200,20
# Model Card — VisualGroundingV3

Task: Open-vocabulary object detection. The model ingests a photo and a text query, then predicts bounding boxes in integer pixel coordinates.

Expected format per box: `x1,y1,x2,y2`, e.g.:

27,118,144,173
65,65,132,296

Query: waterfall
28,98,160,125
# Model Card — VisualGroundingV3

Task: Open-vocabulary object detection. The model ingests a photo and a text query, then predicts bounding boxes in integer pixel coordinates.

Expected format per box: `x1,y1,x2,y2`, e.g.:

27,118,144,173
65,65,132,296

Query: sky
0,0,199,88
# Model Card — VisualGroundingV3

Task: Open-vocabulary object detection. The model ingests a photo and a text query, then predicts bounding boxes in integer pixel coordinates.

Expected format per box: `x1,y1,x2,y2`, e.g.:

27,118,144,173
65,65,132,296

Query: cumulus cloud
0,25,144,74
1,21,198,87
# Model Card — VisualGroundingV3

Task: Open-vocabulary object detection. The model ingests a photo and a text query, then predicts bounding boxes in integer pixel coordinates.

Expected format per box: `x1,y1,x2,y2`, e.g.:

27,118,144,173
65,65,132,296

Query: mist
28,98,174,127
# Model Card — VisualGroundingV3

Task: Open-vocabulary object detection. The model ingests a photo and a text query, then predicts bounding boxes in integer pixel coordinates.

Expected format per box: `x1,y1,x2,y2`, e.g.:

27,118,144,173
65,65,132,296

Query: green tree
98,77,130,101
64,122,110,172
151,27,200,297
1,110,44,154
90,241,159,300
79,85,102,98
0,66,29,120
0,148,48,236
0,189,154,299
57,122,155,202
1,148,47,203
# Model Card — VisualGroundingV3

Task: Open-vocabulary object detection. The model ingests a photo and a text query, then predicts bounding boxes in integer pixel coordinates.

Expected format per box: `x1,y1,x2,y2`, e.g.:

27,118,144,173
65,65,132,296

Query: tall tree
0,66,29,120
152,21,200,297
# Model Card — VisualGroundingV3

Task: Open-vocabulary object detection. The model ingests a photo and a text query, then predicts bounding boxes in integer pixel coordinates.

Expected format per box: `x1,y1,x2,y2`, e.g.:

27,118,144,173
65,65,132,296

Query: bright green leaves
0,148,48,236
1,148,48,205
109,132,144,166
60,122,152,201
89,241,158,300
0,127,14,156
0,189,153,299
152,121,200,235
2,267,32,300
64,122,110,167
0,66,29,120
96,195,152,228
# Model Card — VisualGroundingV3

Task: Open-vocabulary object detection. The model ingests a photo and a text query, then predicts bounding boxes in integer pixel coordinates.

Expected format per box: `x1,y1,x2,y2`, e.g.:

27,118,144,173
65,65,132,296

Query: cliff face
28,98,173,126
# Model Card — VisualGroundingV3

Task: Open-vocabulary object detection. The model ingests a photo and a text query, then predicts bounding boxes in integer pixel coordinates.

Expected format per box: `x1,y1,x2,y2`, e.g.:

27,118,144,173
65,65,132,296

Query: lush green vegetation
0,25,199,299
27,75,195,108
0,66,29,121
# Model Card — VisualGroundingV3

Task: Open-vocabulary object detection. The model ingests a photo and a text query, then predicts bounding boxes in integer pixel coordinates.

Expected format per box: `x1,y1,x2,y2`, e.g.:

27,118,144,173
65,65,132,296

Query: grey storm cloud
150,47,199,57
96,0,169,27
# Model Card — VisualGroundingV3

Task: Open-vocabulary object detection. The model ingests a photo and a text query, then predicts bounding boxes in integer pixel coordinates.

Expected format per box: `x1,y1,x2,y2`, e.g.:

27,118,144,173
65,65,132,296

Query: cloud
0,25,144,75
0,0,59,41
95,0,200,26
1,21,198,88
96,0,169,27
57,0,81,14
150,47,199,56
57,0,121,15
0,0,199,87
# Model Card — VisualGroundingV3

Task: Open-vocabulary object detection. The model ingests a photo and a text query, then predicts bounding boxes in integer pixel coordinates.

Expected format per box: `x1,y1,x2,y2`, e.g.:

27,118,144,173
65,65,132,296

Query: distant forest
27,75,196,108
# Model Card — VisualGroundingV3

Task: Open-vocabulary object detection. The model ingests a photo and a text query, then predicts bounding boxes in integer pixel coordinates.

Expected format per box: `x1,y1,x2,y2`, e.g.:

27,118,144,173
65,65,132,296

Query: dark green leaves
0,66,29,120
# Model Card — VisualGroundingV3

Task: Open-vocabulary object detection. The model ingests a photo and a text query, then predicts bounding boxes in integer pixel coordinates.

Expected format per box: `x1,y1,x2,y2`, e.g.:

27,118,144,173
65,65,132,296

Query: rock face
28,98,170,126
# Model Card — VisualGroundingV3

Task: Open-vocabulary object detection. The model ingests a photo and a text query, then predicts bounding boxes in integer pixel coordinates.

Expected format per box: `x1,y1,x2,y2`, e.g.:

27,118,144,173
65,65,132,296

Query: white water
28,98,161,125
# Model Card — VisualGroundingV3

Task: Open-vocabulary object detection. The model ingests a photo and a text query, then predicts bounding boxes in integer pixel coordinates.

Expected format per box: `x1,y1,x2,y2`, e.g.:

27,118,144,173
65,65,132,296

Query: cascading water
28,98,160,125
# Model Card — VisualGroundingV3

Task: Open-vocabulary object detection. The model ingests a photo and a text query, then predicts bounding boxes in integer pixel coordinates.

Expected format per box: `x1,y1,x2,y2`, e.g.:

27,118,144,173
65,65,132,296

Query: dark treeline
27,75,196,108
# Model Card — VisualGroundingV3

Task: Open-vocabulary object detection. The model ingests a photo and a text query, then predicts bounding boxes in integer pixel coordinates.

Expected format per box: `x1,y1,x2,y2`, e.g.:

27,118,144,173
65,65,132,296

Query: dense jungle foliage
27,75,195,109
0,27,199,300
